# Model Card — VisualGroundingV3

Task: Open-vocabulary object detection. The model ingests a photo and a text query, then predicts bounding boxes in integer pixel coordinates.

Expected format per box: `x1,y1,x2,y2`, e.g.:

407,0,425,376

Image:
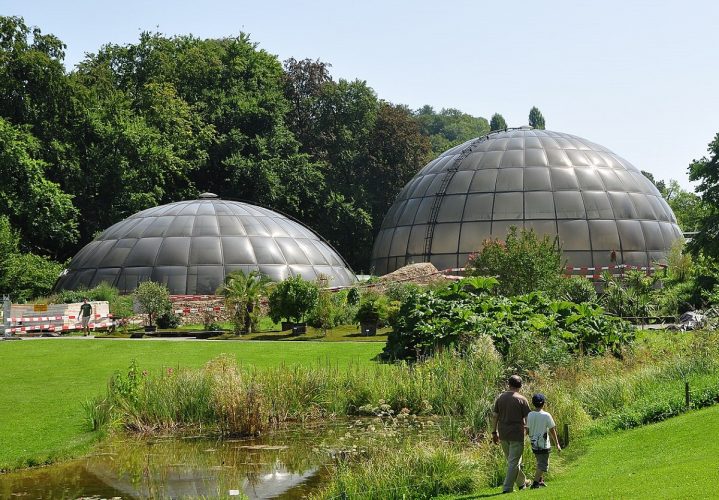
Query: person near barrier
79,298,92,336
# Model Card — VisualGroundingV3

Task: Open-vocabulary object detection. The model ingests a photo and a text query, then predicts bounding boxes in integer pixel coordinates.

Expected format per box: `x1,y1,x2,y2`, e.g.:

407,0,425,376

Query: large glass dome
55,195,356,294
371,128,683,275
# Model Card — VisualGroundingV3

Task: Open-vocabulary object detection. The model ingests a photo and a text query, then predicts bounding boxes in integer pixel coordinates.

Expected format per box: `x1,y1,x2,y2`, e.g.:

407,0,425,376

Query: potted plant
133,281,171,333
268,275,319,335
354,295,387,336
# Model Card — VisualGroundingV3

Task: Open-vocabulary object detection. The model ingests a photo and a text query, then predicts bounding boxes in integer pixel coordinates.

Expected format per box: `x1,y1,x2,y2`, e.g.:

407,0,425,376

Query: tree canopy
528,106,545,129
489,113,507,132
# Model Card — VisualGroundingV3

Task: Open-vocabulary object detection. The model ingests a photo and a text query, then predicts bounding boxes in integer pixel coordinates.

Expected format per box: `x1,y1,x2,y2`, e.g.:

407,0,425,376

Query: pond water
1,417,437,499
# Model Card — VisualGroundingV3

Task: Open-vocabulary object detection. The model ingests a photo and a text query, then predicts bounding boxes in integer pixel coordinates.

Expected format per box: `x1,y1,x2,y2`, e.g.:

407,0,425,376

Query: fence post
685,382,690,408
563,423,570,448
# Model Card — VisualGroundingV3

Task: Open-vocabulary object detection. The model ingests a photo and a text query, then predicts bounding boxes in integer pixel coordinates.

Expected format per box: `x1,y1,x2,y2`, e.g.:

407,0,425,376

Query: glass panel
446,171,475,194
407,225,428,256
410,174,436,198
524,167,552,191
491,221,522,240
522,147,547,167
397,198,421,226
257,264,290,282
565,149,591,166
250,237,285,264
608,192,638,219
240,216,270,237
492,192,523,220
272,238,308,264
151,266,188,295
583,191,615,219
217,216,246,236
500,149,524,168
622,251,648,267
554,192,586,219
617,220,645,251
647,196,669,221
296,239,329,265
389,226,411,256
90,268,121,288
373,228,394,257
214,202,235,215
192,266,224,294
165,216,195,237
659,223,677,248
616,170,639,192
124,237,163,267
630,194,657,219
313,240,343,266
430,254,458,271
524,136,543,149
372,258,388,276
575,168,605,190
289,265,318,282
430,223,460,254
524,192,555,219
478,151,503,169
261,218,289,238
124,218,155,238
411,197,433,224
189,236,222,265
459,222,492,253
141,216,174,237
641,221,665,250
487,138,509,151
546,149,571,167
100,239,137,267
469,169,498,192
659,198,677,223
524,220,557,239
459,152,483,171
597,169,624,190
437,195,467,222
550,168,579,190
196,202,216,215
564,251,593,267
192,215,220,236
276,218,305,239
588,220,621,250
557,220,590,251
154,237,191,266
116,267,153,293
221,237,257,265
507,137,524,150
495,168,523,191
585,151,609,167
73,241,106,268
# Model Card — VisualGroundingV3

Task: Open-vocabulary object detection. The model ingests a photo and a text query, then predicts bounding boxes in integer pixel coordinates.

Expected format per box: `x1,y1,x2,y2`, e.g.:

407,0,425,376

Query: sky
5,0,718,191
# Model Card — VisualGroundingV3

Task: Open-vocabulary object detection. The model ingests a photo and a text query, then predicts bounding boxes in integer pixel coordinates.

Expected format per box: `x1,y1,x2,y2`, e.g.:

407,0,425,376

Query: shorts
81,316,90,327
533,450,550,472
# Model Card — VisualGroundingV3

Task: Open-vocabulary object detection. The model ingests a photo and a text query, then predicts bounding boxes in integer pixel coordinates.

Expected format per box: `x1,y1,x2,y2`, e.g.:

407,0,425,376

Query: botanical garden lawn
0,338,383,471
472,404,719,499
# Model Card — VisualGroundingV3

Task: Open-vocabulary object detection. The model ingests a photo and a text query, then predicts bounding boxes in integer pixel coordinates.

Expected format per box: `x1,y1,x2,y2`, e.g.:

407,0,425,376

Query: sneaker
530,481,541,489
538,481,547,488
518,480,532,490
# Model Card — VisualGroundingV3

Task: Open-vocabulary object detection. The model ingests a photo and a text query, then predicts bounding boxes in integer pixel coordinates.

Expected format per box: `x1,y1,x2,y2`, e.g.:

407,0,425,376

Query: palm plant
217,270,271,334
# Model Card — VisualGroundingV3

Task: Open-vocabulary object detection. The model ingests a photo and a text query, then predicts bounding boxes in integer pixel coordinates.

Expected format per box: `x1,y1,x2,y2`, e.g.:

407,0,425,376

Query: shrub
557,276,597,303
466,226,564,296
268,275,319,324
156,310,181,329
217,270,270,334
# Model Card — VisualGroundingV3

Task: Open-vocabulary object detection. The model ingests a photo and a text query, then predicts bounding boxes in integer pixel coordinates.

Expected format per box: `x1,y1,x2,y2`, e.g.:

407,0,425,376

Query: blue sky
5,0,717,190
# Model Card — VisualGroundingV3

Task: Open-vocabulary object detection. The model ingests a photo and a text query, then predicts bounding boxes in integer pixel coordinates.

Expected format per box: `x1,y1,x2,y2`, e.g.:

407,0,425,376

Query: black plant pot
360,322,377,336
281,321,293,332
144,325,157,333
291,323,307,335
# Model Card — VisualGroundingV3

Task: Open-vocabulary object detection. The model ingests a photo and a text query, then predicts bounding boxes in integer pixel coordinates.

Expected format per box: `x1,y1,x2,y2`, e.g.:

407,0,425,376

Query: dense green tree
217,270,271,334
415,106,490,157
688,133,719,255
528,106,545,129
489,113,507,132
660,180,707,232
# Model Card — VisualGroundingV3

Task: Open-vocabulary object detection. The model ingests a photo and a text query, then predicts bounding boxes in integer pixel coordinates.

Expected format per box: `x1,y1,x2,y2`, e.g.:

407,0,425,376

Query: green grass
0,339,383,470
472,404,719,498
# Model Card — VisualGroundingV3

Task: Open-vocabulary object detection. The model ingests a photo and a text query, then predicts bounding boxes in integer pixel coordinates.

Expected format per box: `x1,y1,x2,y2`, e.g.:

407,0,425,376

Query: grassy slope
475,404,719,499
0,339,383,470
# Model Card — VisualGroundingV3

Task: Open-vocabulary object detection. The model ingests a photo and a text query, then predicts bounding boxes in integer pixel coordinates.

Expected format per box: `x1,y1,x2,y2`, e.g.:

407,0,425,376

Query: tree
466,226,564,296
688,132,719,256
268,275,319,324
217,270,270,334
133,281,171,328
489,113,507,132
528,106,545,130
414,106,490,157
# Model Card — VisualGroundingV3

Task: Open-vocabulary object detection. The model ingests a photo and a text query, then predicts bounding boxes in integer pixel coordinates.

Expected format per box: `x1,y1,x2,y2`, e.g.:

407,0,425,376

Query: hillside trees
414,106,489,157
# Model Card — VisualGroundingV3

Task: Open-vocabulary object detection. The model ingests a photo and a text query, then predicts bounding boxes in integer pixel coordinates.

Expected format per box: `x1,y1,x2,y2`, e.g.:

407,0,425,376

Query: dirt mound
377,262,449,286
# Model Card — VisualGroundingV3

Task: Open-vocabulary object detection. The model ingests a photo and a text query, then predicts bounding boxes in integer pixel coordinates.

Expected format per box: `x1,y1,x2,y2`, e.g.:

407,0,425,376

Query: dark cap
532,393,546,406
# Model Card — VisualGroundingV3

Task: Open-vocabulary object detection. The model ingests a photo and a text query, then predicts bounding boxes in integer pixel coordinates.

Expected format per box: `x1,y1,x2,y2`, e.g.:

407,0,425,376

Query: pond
1,417,438,499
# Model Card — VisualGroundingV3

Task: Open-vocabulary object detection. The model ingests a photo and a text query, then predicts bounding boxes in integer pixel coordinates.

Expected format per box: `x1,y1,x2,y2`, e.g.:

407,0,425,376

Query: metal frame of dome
371,127,683,275
54,194,357,294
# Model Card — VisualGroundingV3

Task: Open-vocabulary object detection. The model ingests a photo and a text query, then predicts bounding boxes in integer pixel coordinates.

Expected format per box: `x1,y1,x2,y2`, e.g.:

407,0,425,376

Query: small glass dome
55,196,356,294
371,128,683,275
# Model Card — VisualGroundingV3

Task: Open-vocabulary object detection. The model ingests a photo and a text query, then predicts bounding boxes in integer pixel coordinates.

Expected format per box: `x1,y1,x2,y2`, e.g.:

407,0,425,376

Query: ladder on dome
422,135,492,259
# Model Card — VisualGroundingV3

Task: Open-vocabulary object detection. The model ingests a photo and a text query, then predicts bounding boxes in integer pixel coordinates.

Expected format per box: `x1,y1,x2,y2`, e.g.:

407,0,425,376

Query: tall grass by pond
88,336,505,437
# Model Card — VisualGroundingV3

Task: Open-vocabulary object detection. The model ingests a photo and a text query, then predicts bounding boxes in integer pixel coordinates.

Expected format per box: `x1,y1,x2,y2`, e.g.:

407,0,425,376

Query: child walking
526,393,561,488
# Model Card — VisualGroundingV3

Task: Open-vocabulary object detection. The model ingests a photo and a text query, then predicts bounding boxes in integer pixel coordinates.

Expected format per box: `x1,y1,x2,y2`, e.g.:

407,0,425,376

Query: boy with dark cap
526,393,561,488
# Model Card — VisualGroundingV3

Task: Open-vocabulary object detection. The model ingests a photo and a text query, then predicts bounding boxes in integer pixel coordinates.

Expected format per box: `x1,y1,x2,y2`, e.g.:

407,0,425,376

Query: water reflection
1,418,436,499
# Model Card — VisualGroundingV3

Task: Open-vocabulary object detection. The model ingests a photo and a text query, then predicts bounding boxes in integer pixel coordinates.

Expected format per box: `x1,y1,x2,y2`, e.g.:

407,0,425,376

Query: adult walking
491,374,531,493
79,298,93,336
